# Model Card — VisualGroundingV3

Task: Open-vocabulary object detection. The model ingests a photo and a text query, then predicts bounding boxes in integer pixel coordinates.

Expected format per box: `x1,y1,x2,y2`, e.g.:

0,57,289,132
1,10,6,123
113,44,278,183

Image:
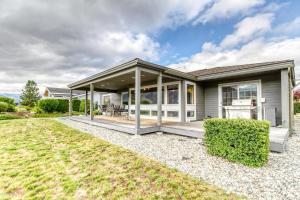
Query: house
67,58,295,152
43,87,101,105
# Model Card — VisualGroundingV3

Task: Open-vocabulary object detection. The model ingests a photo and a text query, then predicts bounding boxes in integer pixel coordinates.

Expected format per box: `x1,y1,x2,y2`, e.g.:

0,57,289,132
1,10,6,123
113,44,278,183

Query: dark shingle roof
188,60,293,77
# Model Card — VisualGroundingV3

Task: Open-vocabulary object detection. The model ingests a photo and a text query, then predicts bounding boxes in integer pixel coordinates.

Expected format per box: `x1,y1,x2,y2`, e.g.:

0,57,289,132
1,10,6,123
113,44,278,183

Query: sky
1,0,300,94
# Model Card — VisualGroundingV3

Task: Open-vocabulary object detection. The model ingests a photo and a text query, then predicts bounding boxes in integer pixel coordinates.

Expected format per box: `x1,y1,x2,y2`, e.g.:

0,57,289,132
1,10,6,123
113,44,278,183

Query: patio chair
99,105,107,115
119,105,129,119
106,104,114,116
113,105,121,116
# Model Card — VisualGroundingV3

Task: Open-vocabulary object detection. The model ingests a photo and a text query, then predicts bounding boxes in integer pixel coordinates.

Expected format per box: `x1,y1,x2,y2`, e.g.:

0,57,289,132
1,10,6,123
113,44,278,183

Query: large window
221,83,258,119
186,84,195,104
167,84,179,104
130,87,164,105
141,87,157,104
121,92,128,105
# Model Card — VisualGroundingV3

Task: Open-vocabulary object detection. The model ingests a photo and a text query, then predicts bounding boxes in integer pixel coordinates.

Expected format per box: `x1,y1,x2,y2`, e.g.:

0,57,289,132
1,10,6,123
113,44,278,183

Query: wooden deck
69,115,288,153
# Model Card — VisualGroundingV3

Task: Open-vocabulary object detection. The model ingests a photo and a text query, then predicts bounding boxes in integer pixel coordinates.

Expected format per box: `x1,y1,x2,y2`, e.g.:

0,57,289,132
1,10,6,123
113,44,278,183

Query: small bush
0,96,14,105
18,105,32,111
7,104,16,112
57,99,69,113
72,99,81,112
32,106,43,114
79,99,90,112
38,99,59,113
0,102,8,112
294,102,300,114
204,118,270,167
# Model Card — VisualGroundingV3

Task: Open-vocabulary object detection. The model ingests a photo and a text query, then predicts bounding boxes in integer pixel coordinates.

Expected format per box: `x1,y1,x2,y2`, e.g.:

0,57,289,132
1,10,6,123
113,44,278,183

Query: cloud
193,0,265,24
171,14,300,79
275,17,300,36
220,13,274,48
0,0,211,93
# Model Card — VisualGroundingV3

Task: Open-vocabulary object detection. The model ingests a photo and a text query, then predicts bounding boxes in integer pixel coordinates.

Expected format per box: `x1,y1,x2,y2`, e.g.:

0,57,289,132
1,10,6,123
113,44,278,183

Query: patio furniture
99,105,107,115
119,105,129,118
106,104,114,116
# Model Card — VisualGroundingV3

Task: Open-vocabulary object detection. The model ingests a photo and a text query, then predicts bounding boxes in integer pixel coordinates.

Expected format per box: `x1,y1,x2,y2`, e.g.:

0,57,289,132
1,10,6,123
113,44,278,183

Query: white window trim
185,81,197,121
218,80,262,120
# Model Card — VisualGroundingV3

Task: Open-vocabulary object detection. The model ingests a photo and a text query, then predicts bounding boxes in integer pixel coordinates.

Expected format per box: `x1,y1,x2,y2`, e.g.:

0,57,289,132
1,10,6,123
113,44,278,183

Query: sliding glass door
219,81,261,120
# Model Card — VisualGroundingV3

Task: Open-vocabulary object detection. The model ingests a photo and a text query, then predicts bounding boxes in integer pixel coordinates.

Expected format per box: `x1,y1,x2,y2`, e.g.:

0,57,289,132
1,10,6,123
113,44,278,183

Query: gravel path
57,117,300,200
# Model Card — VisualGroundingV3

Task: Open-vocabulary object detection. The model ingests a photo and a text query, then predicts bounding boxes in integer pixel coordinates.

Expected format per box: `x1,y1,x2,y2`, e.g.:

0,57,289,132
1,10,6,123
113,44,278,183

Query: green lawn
0,119,243,199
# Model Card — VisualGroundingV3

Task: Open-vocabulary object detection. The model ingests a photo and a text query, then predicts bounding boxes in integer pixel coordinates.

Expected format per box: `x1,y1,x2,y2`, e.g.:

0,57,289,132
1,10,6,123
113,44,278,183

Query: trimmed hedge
79,99,90,112
38,99,59,113
0,102,8,112
294,102,300,114
0,96,14,105
57,99,69,113
72,99,81,112
204,118,270,167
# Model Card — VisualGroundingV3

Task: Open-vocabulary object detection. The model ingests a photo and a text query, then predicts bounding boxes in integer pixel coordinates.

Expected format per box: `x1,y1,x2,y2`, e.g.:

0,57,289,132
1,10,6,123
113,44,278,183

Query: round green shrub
38,99,59,113
0,102,8,112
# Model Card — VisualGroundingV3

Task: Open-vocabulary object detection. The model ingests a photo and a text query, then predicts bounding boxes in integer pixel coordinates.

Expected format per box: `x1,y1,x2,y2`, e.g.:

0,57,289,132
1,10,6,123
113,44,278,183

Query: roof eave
196,61,294,81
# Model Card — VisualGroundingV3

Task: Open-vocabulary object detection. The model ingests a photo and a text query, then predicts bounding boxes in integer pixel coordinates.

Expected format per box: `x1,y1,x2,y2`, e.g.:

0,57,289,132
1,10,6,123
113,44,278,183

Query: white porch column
157,72,162,126
85,90,88,116
281,69,289,128
135,67,141,131
90,83,94,120
180,80,186,122
69,89,73,116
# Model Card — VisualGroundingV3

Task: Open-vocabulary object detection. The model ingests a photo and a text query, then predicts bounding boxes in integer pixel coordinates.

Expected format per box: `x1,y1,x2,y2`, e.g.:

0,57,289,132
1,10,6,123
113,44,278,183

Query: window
151,110,165,116
186,84,195,104
167,111,179,117
187,110,195,118
121,92,129,105
167,84,179,104
238,84,257,105
131,87,164,105
140,110,150,115
103,95,110,105
141,87,157,104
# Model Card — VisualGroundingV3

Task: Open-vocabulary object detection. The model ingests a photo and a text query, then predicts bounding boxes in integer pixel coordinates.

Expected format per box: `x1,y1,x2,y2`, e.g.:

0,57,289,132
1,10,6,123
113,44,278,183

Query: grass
0,113,22,120
32,111,82,118
0,119,244,199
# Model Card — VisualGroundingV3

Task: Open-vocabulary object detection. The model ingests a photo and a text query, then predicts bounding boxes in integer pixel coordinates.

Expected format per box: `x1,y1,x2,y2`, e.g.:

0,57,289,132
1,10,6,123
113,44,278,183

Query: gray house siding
202,72,282,126
196,83,205,120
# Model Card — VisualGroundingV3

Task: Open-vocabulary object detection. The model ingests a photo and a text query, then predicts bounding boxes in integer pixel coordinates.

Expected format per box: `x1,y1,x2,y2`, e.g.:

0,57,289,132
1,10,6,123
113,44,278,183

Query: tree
20,80,40,107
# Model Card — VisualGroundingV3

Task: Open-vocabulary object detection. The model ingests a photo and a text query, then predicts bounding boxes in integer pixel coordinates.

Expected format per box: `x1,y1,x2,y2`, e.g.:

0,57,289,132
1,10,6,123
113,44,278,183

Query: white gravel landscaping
57,117,300,200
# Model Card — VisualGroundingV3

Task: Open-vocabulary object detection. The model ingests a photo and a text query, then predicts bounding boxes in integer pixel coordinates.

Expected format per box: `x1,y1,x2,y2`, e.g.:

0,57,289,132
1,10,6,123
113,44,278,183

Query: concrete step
269,128,289,153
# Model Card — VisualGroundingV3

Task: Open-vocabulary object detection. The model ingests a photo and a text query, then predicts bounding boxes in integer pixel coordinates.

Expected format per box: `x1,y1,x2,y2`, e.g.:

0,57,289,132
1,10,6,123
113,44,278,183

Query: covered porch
68,59,198,135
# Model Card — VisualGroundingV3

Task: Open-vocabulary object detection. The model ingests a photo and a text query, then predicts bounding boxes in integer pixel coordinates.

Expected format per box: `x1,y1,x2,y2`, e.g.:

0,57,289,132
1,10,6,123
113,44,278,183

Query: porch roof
68,58,197,90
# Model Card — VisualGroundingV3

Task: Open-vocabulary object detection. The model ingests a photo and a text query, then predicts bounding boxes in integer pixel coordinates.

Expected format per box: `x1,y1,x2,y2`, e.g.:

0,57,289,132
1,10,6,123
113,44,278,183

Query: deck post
90,83,94,120
135,67,141,132
281,69,289,129
85,90,88,116
157,72,162,126
180,80,186,122
69,89,73,116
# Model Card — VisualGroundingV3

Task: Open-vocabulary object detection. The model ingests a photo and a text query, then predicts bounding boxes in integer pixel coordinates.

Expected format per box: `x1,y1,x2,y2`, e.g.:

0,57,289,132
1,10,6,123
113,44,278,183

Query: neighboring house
43,87,101,105
67,58,295,133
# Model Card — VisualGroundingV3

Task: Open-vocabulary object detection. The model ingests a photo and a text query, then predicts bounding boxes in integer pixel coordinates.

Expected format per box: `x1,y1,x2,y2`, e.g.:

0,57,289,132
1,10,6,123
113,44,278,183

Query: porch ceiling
75,70,177,92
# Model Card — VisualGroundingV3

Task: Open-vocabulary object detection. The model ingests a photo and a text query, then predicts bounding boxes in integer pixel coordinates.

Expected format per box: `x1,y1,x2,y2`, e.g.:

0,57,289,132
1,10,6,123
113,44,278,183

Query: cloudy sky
1,0,300,94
